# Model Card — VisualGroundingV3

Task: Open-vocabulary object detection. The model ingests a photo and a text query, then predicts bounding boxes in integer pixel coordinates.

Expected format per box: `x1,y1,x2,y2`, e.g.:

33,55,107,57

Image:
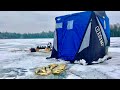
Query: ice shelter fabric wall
78,14,105,64
55,11,92,61
97,16,110,46
75,13,109,64
50,30,58,58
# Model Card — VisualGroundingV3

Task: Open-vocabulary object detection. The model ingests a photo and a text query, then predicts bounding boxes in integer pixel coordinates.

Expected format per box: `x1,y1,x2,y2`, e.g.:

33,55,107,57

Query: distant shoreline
0,31,54,39
0,38,54,39
1,23,120,39
0,37,120,40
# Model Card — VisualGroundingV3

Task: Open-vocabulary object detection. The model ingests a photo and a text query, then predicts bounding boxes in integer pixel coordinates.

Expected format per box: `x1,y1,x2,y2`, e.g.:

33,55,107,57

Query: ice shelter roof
94,11,106,18
55,11,106,22
55,11,91,22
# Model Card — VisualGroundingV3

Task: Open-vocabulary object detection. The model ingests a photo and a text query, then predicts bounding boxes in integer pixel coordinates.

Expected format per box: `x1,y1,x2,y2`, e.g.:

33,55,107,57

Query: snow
66,74,82,79
0,38,120,79
108,48,120,53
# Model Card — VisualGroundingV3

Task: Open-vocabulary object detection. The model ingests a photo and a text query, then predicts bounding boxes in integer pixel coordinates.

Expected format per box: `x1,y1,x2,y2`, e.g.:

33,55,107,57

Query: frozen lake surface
0,37,120,79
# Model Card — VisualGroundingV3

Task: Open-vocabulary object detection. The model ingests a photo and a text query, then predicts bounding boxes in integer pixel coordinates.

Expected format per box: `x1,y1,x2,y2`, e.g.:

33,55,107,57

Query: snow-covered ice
0,37,120,79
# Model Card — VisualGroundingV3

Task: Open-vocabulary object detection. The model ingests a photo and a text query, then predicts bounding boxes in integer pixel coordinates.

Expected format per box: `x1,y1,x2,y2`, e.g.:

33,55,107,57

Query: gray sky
0,11,120,33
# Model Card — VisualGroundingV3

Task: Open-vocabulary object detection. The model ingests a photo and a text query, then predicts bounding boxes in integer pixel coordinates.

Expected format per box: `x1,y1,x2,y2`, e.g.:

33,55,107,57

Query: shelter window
56,23,63,29
67,20,74,30
104,20,106,29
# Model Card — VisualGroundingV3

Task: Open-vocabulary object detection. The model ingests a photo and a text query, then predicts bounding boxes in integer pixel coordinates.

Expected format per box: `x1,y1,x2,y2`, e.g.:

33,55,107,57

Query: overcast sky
0,11,120,33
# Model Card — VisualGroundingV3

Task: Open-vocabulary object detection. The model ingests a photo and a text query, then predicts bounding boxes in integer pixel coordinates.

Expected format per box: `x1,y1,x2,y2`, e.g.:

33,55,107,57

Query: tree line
110,24,120,37
0,31,54,39
0,24,120,39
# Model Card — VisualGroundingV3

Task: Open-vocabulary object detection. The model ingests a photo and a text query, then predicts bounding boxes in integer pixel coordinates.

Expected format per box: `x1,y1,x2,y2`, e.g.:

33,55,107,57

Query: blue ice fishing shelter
49,11,110,64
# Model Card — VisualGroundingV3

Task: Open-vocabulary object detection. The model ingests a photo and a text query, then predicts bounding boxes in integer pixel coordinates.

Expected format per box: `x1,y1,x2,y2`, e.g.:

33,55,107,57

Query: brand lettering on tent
95,26,104,46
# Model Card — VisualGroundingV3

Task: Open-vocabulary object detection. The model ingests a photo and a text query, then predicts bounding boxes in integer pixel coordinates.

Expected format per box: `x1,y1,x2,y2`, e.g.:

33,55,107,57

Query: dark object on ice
30,42,52,52
49,11,110,64
37,46,46,49
70,61,75,64
36,42,52,50
47,42,52,49
30,48,36,52
36,46,40,49
107,56,112,60
46,57,51,59
87,63,92,65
